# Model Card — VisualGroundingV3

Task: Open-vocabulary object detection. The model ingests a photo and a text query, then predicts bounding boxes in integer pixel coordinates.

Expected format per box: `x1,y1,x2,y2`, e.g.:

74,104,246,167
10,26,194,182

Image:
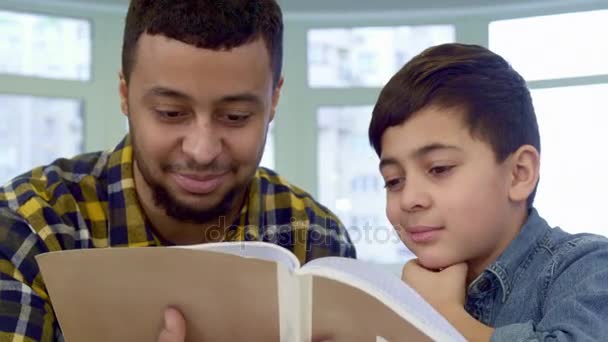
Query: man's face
380,105,518,273
119,33,282,223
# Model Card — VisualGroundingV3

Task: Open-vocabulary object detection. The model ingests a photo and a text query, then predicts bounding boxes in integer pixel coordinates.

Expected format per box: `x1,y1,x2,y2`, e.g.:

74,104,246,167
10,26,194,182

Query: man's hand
401,260,494,342
157,307,186,342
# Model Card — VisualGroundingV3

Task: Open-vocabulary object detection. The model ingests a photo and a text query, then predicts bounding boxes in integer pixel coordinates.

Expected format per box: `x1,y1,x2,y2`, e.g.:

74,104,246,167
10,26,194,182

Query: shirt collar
106,135,160,247
226,169,263,242
470,208,552,302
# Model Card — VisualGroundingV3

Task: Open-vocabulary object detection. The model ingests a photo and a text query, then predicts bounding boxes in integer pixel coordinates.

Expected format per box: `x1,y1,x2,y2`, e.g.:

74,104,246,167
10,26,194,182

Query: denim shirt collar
469,208,551,303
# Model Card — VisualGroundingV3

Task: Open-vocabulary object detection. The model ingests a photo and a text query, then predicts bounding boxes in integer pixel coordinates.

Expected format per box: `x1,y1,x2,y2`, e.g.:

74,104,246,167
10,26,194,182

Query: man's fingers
158,307,186,342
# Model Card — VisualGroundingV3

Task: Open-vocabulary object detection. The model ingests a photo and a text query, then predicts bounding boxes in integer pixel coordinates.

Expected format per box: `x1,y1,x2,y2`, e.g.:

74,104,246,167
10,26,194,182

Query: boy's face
380,105,520,274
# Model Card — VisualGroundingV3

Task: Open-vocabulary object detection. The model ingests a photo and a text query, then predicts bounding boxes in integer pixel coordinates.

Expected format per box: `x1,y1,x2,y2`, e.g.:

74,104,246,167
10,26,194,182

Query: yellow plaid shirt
0,136,355,341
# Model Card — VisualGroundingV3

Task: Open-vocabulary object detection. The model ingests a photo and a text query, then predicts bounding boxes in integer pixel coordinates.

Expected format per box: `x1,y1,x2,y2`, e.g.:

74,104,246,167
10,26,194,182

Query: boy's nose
399,182,431,212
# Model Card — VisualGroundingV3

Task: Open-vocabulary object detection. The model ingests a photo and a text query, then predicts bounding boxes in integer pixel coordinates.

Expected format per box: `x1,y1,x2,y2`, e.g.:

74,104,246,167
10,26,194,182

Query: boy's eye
429,165,455,176
384,177,405,191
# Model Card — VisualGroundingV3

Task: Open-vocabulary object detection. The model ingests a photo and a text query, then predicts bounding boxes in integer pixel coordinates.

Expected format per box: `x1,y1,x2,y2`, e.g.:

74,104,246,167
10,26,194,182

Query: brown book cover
36,242,465,342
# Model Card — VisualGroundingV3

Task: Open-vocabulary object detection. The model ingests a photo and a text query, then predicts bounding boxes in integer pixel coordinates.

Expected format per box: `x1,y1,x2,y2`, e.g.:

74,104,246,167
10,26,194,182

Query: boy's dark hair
368,43,541,207
122,0,283,86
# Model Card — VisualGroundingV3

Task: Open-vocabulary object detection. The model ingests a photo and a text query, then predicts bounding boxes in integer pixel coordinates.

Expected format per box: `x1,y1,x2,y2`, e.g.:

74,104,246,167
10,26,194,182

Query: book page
176,241,300,272
308,276,435,341
298,257,465,341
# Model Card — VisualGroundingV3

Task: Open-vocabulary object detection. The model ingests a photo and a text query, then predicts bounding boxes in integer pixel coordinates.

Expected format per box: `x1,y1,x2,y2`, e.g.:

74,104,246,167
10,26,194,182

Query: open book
36,241,465,342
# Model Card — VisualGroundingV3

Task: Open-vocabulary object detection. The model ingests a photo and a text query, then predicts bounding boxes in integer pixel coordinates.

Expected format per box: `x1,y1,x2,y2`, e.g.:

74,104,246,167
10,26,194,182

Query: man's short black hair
122,0,283,86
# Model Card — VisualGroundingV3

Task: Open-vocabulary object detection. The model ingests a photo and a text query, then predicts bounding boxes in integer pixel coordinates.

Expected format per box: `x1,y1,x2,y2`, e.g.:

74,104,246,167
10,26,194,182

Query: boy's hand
158,307,187,342
401,259,468,313
401,260,494,342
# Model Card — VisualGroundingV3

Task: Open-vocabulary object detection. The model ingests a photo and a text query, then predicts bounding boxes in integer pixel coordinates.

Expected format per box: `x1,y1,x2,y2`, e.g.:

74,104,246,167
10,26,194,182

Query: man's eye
222,113,251,124
156,110,185,119
429,165,455,176
227,114,248,121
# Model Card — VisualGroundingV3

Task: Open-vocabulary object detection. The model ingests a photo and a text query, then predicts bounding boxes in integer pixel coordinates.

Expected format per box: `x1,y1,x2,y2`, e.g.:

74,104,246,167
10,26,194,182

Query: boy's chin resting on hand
401,260,495,342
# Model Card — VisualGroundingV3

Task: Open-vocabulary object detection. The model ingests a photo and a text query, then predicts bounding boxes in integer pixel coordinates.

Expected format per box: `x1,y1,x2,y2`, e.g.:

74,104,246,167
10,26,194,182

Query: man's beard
150,180,238,224
133,148,242,225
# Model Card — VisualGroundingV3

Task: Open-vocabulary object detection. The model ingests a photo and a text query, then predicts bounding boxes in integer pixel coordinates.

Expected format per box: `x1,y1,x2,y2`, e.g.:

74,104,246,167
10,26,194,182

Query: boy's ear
508,145,540,203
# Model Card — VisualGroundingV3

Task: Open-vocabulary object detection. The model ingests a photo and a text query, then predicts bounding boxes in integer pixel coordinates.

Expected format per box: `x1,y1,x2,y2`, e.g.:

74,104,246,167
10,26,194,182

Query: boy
369,43,608,341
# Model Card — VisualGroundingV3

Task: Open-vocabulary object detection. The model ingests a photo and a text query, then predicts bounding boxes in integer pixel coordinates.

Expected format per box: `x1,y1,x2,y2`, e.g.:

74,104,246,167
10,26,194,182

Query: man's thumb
158,307,186,342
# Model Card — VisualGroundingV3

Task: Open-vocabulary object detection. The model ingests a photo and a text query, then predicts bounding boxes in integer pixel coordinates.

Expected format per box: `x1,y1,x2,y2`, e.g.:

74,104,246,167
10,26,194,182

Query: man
0,1,356,341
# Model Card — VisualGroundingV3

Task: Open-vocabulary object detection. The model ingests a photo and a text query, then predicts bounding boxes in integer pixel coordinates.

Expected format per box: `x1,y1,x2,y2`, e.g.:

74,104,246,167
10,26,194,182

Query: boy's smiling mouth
405,225,444,243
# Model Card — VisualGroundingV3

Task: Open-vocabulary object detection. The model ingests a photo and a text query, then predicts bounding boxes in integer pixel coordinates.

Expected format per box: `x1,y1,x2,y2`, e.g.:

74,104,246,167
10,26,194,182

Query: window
489,10,608,81
531,84,608,235
0,94,84,183
0,10,91,80
260,123,275,169
308,25,455,88
490,10,608,236
317,106,413,263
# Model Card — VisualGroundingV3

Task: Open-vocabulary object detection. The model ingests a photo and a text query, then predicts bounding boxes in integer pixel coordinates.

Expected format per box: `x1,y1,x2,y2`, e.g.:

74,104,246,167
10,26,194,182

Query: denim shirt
465,209,608,341
465,209,608,342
